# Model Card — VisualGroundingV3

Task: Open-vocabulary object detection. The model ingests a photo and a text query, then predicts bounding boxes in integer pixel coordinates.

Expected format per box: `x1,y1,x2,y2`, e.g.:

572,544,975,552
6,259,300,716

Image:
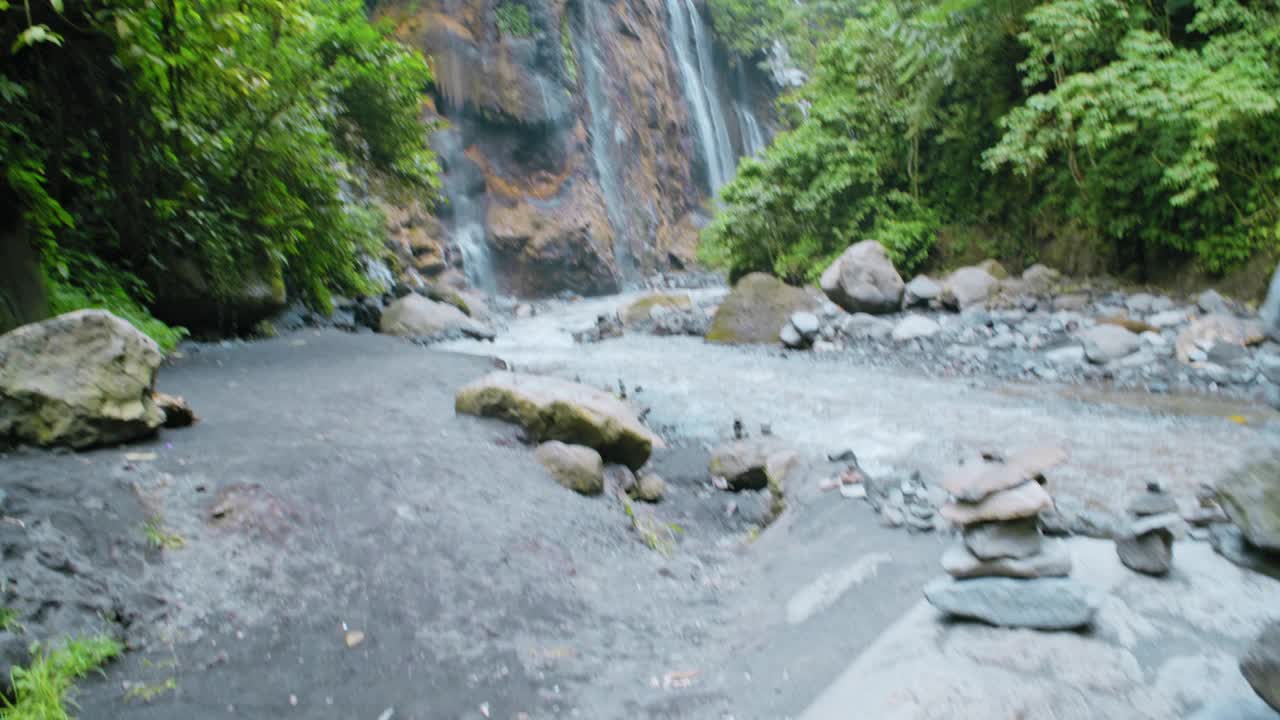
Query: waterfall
736,102,766,157
575,2,638,285
433,131,497,294
453,206,496,294
730,60,768,158
665,0,738,192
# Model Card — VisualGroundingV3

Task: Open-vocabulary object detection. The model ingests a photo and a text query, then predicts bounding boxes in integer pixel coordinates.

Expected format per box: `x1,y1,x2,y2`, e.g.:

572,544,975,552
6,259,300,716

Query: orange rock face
375,0,728,296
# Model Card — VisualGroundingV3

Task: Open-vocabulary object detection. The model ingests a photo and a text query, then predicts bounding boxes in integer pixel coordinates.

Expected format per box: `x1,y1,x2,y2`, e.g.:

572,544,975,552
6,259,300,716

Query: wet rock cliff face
378,0,771,297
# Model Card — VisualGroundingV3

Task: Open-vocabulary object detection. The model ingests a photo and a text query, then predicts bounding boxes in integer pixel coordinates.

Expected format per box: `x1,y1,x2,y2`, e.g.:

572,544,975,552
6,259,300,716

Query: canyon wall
379,0,773,297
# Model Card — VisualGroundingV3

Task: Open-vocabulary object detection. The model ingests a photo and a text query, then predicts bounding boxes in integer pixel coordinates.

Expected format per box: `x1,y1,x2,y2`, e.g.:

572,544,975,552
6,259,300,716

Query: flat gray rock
942,542,1070,579
1116,526,1173,576
963,518,1043,560
941,462,1026,503
923,575,1101,630
940,481,1053,526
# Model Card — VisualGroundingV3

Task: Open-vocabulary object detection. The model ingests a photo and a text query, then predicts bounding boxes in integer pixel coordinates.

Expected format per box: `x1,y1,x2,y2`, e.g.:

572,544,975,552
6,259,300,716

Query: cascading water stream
433,131,497,294
665,0,736,192
736,103,766,157
575,2,638,285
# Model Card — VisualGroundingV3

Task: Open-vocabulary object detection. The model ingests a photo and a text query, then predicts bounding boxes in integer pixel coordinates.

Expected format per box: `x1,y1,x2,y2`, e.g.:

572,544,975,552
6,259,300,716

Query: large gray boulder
1079,324,1141,363
819,241,905,315
1241,620,1280,712
941,266,999,310
534,441,604,495
923,576,1100,630
0,310,165,448
707,273,818,345
1217,460,1280,552
455,372,663,469
380,294,494,340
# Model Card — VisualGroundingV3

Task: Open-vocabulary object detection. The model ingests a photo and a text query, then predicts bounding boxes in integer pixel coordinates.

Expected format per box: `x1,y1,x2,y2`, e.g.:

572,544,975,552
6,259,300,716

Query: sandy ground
2,293,1278,719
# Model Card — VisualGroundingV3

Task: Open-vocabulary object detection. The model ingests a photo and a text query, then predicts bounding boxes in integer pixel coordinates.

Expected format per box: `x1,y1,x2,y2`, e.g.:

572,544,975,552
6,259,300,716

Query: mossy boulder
534,441,605,495
706,273,818,345
455,372,663,469
151,253,287,333
620,293,693,326
380,294,495,340
977,259,1010,280
1218,460,1280,552
0,310,164,448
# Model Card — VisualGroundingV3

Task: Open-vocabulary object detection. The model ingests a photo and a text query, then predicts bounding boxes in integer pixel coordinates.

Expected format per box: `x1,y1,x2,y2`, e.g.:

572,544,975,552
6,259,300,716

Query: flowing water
735,101,766,157
432,130,497,294
442,291,1279,514
666,0,737,191
576,2,638,286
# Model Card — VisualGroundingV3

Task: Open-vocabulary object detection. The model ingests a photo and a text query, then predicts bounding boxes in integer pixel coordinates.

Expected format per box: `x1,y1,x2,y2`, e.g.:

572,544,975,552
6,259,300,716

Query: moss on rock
706,273,817,345
456,371,662,469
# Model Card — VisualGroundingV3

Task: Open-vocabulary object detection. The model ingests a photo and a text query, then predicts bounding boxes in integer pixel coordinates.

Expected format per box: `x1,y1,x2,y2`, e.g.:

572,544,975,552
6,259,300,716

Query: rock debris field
1,261,1280,718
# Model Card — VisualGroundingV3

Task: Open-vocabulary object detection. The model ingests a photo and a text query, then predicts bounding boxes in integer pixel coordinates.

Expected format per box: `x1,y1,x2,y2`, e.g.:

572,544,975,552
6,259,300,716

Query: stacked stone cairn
1114,482,1179,575
924,447,1102,631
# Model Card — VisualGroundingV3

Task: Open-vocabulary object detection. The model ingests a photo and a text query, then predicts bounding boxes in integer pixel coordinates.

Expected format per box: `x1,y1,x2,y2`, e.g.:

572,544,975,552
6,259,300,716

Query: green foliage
707,0,859,70
123,677,176,703
702,0,1280,281
986,0,1280,271
495,2,534,37
1,635,122,720
1,0,439,332
560,13,577,84
141,515,185,550
0,608,18,632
